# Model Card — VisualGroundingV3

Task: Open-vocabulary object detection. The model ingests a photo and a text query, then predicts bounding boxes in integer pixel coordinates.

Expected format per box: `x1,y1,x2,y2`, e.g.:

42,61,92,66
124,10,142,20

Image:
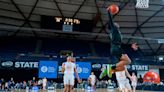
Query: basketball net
135,0,149,8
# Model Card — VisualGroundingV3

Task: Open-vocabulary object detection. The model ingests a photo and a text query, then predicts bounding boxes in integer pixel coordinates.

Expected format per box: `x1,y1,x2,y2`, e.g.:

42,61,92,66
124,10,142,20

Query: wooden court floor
11,89,162,92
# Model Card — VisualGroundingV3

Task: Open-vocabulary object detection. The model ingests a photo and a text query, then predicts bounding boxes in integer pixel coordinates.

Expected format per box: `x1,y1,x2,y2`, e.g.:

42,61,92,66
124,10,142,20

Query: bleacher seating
0,37,162,65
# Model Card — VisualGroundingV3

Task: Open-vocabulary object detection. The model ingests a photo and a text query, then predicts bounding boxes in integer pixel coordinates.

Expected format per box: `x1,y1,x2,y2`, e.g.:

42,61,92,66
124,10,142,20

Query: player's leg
68,75,75,92
91,81,96,91
133,86,136,92
68,85,73,92
64,75,69,92
125,79,132,92
99,67,107,79
64,84,68,92
118,82,125,92
132,82,136,92
108,54,131,77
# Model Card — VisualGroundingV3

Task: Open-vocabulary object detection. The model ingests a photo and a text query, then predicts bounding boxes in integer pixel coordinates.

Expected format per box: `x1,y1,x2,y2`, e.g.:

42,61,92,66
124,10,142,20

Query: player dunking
100,6,138,79
62,56,80,92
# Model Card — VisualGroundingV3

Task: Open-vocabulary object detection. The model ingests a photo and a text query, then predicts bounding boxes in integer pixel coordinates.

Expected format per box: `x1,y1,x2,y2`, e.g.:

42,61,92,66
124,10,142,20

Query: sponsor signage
39,60,58,78
0,61,151,71
92,64,101,69
130,65,149,71
1,61,13,68
76,62,91,79
15,62,38,68
93,64,149,71
0,61,38,69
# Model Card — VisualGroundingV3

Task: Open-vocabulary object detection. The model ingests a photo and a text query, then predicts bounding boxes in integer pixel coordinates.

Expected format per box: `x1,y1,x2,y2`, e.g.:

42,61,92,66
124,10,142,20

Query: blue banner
76,62,91,79
39,61,58,78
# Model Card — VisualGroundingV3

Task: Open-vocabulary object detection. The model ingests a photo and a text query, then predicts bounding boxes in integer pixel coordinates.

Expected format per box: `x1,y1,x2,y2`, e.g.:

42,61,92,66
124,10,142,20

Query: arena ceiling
0,0,164,56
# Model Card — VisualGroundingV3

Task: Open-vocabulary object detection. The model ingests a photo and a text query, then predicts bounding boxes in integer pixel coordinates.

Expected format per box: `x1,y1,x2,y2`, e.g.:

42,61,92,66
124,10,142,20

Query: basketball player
131,72,137,92
99,6,138,79
116,67,132,92
88,72,97,91
42,77,47,91
62,56,80,92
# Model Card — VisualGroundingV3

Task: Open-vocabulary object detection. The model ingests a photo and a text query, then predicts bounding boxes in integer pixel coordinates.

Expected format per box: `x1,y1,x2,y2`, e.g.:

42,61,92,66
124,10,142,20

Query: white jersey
89,75,96,86
42,78,47,85
115,71,126,81
63,62,76,75
131,75,137,87
89,75,96,83
131,75,137,82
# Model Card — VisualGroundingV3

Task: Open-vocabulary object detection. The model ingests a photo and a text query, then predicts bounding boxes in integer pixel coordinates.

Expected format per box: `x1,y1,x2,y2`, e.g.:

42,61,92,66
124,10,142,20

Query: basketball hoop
135,0,149,8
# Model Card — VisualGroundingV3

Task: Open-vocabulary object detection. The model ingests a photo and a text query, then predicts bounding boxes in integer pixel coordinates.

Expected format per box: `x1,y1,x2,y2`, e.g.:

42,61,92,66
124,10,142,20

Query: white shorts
43,83,46,87
91,81,96,86
117,79,131,90
64,74,74,86
132,82,137,87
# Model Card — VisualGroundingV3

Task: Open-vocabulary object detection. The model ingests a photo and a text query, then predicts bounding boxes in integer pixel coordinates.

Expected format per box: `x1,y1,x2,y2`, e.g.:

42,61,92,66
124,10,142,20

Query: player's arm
125,67,132,79
62,63,65,73
74,68,79,79
88,76,91,81
106,8,115,30
74,67,81,83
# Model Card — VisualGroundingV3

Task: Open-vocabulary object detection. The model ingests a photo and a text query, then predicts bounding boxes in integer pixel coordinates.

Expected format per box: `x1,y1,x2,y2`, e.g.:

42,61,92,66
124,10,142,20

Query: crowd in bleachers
1,76,164,91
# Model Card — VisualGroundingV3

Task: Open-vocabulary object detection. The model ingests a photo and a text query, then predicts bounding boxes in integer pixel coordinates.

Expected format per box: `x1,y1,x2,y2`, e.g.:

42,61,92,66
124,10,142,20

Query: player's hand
77,78,81,83
106,6,110,12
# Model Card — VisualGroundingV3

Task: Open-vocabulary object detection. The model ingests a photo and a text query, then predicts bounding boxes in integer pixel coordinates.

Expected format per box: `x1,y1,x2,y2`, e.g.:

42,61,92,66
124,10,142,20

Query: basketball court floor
12,89,161,92
52,89,162,92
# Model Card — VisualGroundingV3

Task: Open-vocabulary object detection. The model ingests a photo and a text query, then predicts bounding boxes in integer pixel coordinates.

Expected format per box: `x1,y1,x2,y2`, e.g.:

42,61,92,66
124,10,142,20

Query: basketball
143,71,160,84
107,4,119,14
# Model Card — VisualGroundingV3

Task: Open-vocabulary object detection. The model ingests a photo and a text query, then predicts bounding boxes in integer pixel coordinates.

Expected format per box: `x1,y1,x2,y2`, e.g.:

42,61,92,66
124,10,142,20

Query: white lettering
15,62,19,68
14,62,38,68
34,62,38,68
29,62,33,67
132,65,135,70
20,62,24,67
24,62,30,68
131,65,148,71
145,66,148,70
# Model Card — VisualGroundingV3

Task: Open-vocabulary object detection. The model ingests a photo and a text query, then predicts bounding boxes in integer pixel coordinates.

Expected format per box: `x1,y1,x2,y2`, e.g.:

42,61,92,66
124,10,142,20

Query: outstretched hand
107,6,110,12
77,78,81,83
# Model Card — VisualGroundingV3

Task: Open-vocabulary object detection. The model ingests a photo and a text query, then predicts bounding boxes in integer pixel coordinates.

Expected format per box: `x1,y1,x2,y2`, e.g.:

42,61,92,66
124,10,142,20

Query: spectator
1,78,5,90
138,75,143,83
42,77,47,90
5,82,9,91
32,77,36,85
23,81,27,89
10,78,15,89
38,79,42,89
